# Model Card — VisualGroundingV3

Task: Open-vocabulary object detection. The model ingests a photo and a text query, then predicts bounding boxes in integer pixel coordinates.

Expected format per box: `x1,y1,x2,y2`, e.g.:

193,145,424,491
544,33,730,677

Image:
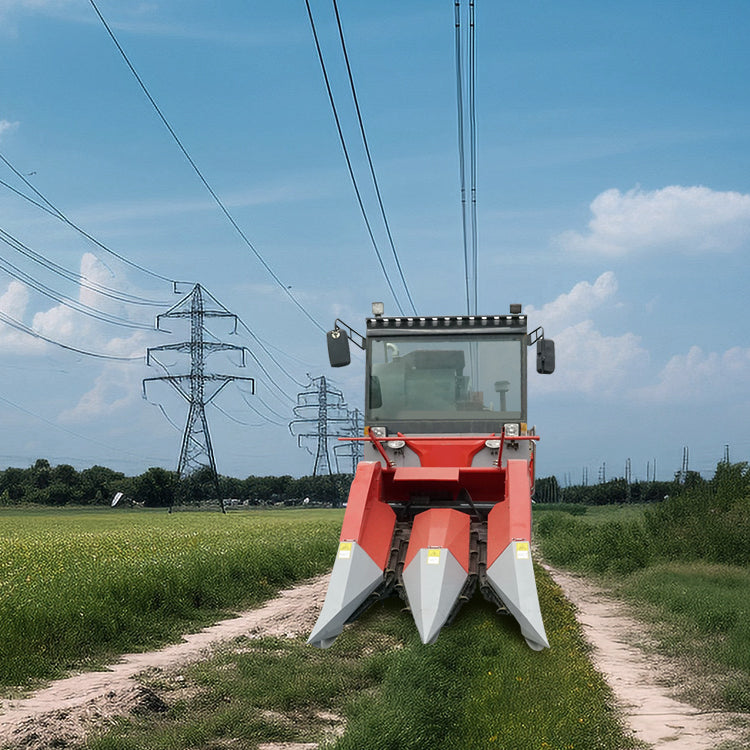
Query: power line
331,0,417,315
0,236,160,331
0,152,175,287
454,1,479,315
468,0,478,315
0,225,167,308
455,1,471,315
0,310,144,361
304,0,407,315
236,318,306,389
0,392,160,461
87,0,325,334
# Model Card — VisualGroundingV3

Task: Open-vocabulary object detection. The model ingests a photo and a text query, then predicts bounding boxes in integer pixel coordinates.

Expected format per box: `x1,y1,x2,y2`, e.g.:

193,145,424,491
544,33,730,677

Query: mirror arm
334,318,366,350
527,326,544,346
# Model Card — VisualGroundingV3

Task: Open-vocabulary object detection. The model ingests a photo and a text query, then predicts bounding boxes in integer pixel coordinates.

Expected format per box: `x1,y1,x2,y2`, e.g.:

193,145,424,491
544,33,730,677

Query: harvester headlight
484,439,501,450
372,301,384,317
504,423,520,437
370,426,387,438
386,440,405,450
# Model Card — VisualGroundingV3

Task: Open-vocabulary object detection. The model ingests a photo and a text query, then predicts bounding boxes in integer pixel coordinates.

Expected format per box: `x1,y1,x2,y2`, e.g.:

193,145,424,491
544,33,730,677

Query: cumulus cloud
58,362,143,423
558,185,750,257
0,280,46,353
637,345,750,404
526,271,618,333
527,272,649,396
0,119,19,139
0,254,156,359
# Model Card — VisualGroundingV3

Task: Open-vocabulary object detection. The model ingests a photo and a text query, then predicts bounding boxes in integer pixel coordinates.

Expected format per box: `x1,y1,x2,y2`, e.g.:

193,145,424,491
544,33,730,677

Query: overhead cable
454,0,479,315
304,0,407,316
469,0,478,315
0,391,164,461
87,0,325,334
331,0,417,315
237,318,307,388
0,225,167,308
0,152,175,288
0,235,159,331
0,310,144,361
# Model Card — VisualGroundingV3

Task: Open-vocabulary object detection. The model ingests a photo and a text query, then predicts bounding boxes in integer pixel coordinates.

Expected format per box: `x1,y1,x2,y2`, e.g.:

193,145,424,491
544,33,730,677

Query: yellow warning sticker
427,549,441,565
515,542,530,560
338,542,353,559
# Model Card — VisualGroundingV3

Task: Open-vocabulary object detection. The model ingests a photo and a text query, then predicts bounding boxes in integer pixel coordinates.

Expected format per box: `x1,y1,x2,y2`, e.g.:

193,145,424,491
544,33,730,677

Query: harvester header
310,304,554,650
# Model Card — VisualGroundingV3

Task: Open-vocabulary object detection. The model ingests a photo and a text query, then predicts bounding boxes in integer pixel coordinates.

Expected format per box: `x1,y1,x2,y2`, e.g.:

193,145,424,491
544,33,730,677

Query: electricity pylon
289,375,351,476
333,408,363,475
143,284,254,512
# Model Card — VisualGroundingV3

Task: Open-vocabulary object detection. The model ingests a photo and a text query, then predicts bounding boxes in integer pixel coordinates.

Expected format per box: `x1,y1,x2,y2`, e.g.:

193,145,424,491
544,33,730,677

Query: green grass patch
619,562,750,711
534,477,750,717
87,568,643,750
0,507,342,692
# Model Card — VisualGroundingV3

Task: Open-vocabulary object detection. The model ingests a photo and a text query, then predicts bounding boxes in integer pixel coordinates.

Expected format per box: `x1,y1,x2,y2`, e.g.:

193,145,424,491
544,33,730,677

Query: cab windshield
367,334,524,427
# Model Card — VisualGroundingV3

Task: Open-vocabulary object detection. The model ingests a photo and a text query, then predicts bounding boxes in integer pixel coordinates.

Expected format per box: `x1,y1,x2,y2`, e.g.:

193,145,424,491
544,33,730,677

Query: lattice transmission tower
289,376,351,476
333,408,364,475
143,284,254,511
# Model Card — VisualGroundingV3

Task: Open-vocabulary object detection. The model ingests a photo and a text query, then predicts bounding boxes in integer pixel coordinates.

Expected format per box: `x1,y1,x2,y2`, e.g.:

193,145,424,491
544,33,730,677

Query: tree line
535,467,721,505
2,457,738,509
0,459,353,508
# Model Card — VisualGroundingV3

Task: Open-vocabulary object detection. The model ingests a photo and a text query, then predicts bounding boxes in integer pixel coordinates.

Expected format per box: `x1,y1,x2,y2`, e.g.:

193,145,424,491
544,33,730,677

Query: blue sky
0,0,748,483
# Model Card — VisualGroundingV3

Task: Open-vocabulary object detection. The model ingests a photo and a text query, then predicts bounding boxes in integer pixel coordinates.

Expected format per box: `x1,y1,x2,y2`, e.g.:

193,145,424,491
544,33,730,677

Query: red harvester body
308,305,555,649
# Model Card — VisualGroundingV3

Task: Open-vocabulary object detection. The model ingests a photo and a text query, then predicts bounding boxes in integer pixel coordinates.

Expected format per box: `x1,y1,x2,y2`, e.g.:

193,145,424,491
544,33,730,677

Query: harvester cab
309,304,555,650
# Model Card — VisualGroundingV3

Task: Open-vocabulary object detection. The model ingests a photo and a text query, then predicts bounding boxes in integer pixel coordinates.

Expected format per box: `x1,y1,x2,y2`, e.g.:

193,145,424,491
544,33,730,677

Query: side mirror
369,376,382,409
536,338,555,374
327,328,351,367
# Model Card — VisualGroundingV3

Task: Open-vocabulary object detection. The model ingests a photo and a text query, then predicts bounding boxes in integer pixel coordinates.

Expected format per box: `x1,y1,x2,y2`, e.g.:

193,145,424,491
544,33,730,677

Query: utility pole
289,376,351,476
143,284,254,512
678,446,689,483
334,407,364,475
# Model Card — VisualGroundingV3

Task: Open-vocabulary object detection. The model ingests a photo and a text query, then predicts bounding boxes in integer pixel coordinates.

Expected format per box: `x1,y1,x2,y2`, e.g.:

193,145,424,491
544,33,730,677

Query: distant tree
132,467,178,507
176,466,218,507
535,476,561,503
31,459,51,489
0,467,26,501
80,465,126,505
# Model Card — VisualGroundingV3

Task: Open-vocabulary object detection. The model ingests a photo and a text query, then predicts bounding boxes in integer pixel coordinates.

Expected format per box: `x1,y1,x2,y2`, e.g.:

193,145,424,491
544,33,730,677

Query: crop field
0,505,643,749
0,507,341,691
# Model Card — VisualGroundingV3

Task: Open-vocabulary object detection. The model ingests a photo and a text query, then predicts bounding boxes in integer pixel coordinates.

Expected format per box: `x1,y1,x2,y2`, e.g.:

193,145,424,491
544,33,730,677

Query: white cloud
527,272,649,396
0,119,19,139
637,345,750,404
558,185,750,257
0,254,158,359
58,362,143,423
527,271,618,334
0,280,46,353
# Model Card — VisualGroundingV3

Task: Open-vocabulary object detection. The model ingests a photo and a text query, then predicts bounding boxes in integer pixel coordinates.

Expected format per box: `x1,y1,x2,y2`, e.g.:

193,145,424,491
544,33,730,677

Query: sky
0,0,749,483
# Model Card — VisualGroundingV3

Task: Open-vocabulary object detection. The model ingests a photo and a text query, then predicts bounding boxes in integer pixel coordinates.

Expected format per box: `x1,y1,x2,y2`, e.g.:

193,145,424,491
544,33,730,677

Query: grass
86,568,643,750
619,562,750,712
534,474,750,715
0,507,342,692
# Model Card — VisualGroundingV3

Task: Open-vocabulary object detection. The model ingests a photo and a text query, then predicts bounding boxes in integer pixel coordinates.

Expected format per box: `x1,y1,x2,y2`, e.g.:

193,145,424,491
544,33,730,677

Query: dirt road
0,575,330,750
0,568,745,749
545,565,745,750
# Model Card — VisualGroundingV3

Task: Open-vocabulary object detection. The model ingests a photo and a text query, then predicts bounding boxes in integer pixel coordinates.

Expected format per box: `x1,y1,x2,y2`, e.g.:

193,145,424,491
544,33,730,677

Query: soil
0,568,747,749
544,564,748,750
0,575,331,750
